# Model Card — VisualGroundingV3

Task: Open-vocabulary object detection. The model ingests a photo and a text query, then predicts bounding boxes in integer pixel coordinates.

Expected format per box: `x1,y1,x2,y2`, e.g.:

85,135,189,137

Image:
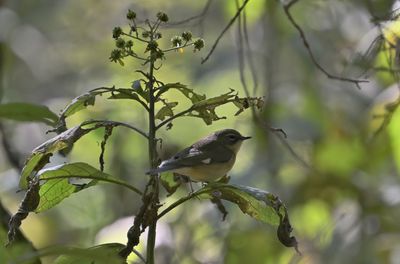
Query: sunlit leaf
20,152,48,189
0,102,58,126
36,162,110,212
198,183,299,252
60,91,103,120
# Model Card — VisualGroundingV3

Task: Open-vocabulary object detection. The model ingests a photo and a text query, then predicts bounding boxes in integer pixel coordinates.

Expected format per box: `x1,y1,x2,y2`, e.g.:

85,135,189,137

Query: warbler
147,129,251,182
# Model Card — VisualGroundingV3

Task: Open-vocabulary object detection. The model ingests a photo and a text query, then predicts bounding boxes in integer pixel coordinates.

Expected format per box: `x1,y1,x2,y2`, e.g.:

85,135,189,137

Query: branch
158,189,209,220
167,0,213,26
242,7,259,95
83,120,149,139
233,1,308,168
256,116,311,170
155,106,194,130
282,0,368,89
122,32,150,43
201,0,250,64
162,41,195,53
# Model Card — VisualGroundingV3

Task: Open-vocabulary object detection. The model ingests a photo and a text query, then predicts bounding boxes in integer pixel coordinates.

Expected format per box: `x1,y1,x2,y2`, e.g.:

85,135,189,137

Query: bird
146,129,251,182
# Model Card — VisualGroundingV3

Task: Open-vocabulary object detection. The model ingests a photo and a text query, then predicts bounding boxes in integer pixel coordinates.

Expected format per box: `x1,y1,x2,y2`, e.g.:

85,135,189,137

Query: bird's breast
173,154,236,182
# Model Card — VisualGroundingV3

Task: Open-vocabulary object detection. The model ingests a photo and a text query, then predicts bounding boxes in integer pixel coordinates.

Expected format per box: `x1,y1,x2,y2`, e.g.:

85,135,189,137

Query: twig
158,189,209,220
167,0,213,26
132,248,146,263
162,41,195,53
201,0,250,64
242,8,259,95
83,119,149,139
233,1,308,168
282,0,368,89
255,115,311,169
236,0,249,98
99,126,113,172
155,106,194,130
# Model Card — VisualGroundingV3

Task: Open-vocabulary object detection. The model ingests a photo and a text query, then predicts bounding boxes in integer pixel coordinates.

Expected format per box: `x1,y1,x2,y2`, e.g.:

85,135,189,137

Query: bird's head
215,129,251,153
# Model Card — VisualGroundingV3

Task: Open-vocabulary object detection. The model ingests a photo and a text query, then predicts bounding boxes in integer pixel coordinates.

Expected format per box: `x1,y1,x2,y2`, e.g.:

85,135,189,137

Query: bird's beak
241,136,252,140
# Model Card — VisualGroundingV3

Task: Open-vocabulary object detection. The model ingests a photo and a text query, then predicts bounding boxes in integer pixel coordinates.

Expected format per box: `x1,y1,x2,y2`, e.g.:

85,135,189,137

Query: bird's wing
149,141,233,174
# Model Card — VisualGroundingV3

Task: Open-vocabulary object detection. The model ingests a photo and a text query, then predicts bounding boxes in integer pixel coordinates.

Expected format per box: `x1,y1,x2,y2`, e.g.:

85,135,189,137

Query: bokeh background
1,0,400,263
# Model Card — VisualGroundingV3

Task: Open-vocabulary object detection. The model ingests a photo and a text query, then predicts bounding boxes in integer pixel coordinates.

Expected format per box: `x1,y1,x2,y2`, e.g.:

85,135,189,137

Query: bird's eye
227,134,238,142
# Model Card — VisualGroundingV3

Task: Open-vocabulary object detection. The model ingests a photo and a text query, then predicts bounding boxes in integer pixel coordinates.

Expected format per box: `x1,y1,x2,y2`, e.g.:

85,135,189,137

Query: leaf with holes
232,96,264,116
155,102,178,121
156,83,205,103
60,90,104,121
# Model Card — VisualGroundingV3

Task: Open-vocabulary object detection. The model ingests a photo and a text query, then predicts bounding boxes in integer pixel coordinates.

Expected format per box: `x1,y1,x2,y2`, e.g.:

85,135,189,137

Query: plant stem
146,30,159,264
155,106,194,130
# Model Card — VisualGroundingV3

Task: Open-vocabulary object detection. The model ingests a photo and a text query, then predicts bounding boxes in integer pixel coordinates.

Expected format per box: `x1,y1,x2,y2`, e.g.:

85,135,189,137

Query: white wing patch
201,158,211,164
159,160,168,168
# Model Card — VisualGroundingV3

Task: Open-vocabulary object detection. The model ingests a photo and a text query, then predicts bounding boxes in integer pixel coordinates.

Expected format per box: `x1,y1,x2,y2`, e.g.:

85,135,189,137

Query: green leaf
200,183,281,225
19,120,145,189
199,183,299,252
19,124,93,189
160,172,183,196
107,88,140,100
194,89,236,108
156,83,205,103
36,162,110,212
191,89,264,125
232,96,264,116
54,243,126,264
155,102,178,120
60,90,104,120
20,153,51,189
0,102,58,126
58,87,148,129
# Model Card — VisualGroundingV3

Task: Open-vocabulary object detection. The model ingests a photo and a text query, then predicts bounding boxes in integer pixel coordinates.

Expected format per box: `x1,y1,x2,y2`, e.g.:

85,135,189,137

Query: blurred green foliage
1,0,400,263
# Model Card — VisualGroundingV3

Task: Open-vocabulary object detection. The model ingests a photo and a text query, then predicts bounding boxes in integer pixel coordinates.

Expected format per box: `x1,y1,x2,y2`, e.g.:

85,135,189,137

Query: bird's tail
145,165,174,175
146,159,182,175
